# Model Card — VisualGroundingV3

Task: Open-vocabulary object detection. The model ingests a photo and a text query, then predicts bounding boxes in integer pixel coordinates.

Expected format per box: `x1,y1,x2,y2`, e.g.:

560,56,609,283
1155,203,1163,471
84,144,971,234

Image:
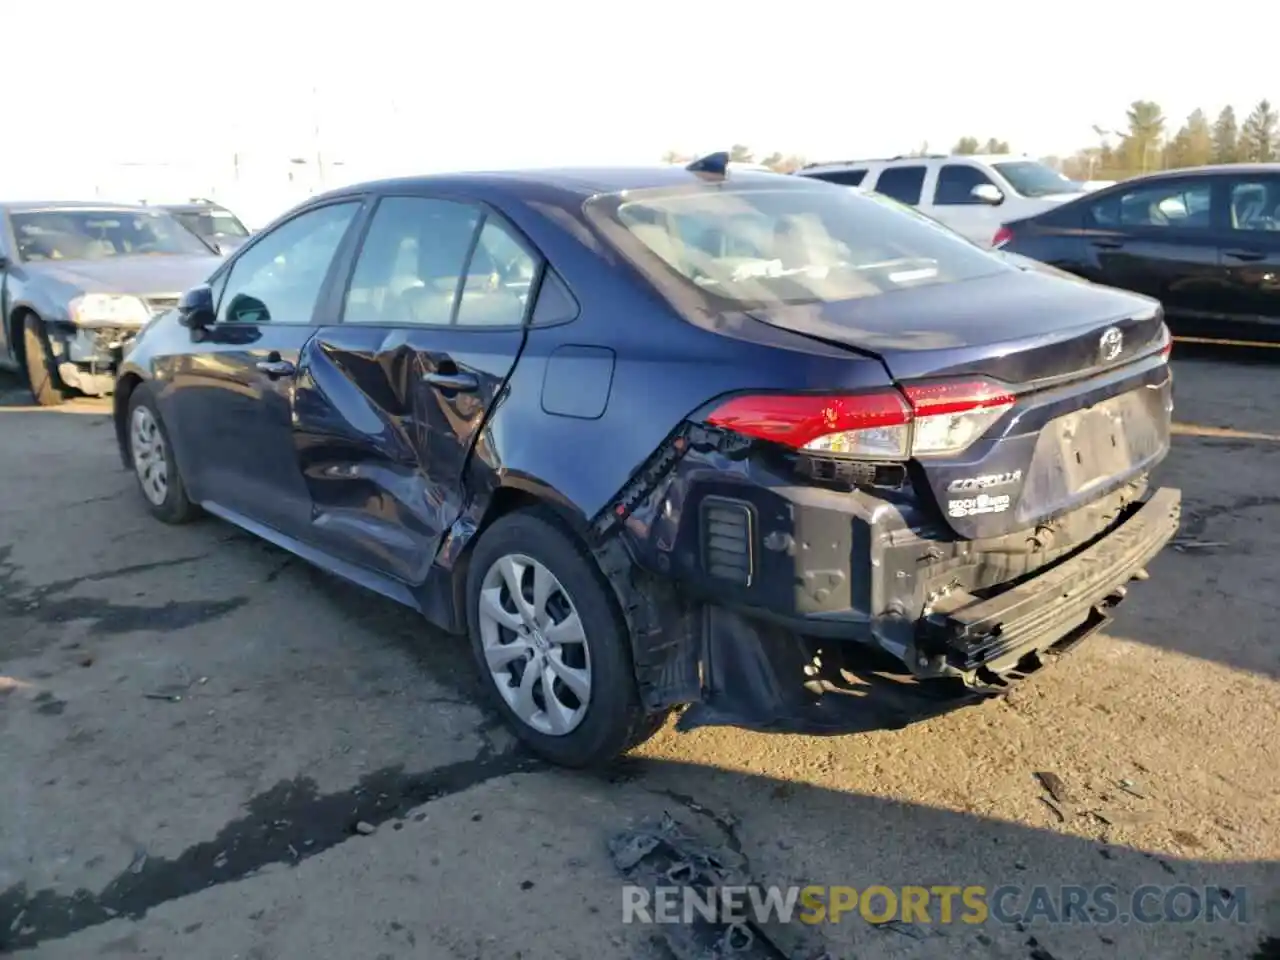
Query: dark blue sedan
113,155,1181,766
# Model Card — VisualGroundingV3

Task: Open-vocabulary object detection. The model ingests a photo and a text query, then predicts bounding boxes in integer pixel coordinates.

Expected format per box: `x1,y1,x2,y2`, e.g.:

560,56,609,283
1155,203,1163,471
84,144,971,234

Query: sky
4,0,1276,223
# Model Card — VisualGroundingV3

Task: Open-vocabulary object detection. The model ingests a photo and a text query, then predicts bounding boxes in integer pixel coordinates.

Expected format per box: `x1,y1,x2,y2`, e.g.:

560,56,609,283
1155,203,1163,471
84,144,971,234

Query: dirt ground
1,345,1277,960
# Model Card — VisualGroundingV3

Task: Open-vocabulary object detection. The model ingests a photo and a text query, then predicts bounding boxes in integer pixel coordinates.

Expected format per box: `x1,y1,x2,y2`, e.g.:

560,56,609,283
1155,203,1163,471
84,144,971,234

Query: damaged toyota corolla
113,154,1180,767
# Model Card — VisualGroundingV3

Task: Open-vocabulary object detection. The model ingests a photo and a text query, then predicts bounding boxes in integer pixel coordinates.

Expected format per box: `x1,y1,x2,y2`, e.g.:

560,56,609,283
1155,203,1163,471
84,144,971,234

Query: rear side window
454,220,539,327
1227,177,1280,232
808,169,867,187
345,197,480,326
1091,181,1213,230
934,164,996,205
585,182,1009,309
343,197,539,328
871,166,926,205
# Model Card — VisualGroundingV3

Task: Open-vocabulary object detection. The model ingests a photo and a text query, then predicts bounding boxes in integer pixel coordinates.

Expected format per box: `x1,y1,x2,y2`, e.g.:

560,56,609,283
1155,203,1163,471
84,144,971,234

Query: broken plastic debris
608,831,661,871
1039,797,1066,823
1035,771,1071,804
1118,778,1147,799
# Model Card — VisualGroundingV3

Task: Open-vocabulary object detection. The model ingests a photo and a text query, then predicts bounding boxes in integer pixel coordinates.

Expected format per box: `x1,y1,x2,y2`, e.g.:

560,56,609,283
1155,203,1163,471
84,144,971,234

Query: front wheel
22,314,66,406
465,510,661,767
126,383,200,524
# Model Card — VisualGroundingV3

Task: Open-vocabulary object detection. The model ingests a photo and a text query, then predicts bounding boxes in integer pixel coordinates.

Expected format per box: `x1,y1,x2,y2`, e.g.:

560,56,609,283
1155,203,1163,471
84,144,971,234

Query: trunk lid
748,270,1165,384
749,270,1173,540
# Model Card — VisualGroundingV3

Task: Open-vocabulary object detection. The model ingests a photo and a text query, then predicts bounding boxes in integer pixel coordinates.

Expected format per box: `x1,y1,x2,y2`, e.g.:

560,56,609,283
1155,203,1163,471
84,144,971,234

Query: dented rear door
290,194,534,583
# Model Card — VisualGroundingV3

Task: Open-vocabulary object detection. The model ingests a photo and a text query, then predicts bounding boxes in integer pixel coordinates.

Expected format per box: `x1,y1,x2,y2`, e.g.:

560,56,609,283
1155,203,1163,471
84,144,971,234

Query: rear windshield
173,209,249,240
586,182,1009,309
10,209,213,261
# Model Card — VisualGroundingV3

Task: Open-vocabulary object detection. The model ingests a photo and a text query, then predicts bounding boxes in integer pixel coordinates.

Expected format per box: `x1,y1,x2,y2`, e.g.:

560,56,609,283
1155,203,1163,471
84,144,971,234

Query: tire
126,382,200,524
22,314,66,406
465,509,659,767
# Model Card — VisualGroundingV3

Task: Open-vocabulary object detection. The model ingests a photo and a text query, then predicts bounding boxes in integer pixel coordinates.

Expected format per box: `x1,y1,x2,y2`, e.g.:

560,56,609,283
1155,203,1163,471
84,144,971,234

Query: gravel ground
0,346,1277,960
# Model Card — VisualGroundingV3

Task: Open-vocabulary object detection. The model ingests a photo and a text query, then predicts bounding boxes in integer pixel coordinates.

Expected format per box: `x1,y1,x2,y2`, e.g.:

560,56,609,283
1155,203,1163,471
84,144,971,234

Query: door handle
1091,238,1124,250
422,370,479,392
255,359,296,377
1223,248,1266,262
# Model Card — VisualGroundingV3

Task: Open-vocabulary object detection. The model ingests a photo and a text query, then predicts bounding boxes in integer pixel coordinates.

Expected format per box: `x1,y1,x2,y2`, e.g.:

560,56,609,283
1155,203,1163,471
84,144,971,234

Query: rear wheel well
450,485,594,633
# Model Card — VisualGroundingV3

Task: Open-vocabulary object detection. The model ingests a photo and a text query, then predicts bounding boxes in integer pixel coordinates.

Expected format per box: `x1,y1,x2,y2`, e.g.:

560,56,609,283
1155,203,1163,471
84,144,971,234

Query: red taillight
705,379,1015,460
992,226,1013,248
706,392,911,457
1161,341,1172,361
903,380,1014,416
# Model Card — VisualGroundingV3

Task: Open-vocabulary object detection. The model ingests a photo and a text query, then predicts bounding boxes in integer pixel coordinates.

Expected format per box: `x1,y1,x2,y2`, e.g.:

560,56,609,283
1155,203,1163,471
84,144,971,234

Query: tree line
955,99,1277,181
664,98,1279,182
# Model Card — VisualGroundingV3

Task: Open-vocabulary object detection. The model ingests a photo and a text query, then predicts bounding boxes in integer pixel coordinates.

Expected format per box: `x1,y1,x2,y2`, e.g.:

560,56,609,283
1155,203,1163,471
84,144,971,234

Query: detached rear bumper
919,486,1181,686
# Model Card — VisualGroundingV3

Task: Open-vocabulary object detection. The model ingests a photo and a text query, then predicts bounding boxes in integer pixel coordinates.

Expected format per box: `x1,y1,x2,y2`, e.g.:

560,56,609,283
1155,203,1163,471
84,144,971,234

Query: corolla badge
1099,326,1124,362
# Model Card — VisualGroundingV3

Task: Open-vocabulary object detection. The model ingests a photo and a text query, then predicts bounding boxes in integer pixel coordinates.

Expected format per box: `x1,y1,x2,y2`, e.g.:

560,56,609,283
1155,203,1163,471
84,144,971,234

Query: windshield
10,209,214,261
992,161,1083,199
588,183,1009,308
173,209,249,241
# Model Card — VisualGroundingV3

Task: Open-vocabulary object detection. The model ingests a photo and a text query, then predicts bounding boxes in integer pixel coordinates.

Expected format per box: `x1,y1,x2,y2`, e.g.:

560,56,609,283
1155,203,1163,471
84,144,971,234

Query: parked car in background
995,164,1280,343
159,200,252,255
114,156,1178,767
0,201,224,404
796,154,1086,245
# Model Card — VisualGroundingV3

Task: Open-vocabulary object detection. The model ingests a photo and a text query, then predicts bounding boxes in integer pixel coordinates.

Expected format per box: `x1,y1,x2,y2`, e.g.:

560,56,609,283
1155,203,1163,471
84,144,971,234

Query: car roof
160,202,229,212
1116,163,1280,184
800,154,1031,174
314,165,799,204
0,200,153,214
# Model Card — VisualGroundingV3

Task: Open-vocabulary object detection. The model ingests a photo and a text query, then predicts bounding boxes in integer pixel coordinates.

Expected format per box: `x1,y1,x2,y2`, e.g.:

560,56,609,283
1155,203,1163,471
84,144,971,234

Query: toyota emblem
1099,327,1123,362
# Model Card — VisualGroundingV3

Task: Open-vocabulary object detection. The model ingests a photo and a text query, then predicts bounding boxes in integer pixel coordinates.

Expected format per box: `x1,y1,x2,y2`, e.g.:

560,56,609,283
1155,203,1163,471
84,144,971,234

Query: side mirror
971,184,1005,206
177,284,216,329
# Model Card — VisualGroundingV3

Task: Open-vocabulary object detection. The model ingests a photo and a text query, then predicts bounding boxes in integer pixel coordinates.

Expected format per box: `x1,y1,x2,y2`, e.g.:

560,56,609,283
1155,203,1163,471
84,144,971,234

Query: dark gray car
0,201,224,404
159,201,252,255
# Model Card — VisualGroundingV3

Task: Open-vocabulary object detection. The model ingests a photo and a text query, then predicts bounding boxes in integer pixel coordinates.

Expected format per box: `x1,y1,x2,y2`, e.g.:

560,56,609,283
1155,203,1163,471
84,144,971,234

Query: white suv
795,154,1086,246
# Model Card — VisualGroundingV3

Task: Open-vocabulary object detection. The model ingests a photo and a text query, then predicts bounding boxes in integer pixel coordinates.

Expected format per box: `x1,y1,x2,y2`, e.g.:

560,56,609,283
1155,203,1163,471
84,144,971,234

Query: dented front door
289,194,535,583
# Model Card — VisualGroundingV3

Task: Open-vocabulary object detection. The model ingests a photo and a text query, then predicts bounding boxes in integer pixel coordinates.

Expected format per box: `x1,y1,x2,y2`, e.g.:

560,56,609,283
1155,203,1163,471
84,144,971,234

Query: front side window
11,208,215,261
1227,177,1280,232
934,164,997,205
587,182,1010,309
217,202,359,324
871,166,926,205
1091,182,1213,230
344,197,538,327
992,161,1082,199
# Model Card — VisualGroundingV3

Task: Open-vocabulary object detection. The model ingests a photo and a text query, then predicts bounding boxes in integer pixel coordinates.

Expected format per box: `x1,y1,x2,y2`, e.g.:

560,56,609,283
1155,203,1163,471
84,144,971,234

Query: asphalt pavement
1,347,1277,960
